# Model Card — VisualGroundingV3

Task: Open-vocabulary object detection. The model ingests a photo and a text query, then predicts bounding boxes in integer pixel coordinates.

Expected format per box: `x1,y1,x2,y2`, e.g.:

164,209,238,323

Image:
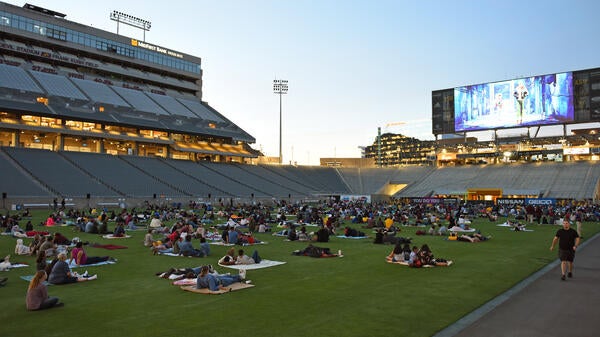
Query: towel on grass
180,282,254,294
102,234,131,239
218,260,286,270
336,235,368,239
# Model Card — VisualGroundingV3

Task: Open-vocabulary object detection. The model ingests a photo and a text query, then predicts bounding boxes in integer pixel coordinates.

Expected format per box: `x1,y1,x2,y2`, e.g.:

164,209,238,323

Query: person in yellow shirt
384,217,394,229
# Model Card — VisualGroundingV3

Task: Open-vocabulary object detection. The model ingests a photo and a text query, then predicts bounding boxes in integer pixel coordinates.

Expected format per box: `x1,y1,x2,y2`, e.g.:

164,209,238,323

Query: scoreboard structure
432,67,600,135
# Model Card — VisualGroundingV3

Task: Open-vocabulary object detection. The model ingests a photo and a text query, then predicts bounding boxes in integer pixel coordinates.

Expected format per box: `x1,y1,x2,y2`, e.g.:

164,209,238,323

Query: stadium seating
59,151,180,198
2,147,115,197
0,148,52,197
1,147,598,200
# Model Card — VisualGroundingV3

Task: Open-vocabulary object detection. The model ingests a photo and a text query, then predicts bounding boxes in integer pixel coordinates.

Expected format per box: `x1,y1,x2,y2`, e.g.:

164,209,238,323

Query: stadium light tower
273,79,288,164
110,10,151,41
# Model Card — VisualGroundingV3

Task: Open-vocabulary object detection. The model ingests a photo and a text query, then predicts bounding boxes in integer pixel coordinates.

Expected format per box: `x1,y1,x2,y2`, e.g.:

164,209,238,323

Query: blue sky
7,0,600,164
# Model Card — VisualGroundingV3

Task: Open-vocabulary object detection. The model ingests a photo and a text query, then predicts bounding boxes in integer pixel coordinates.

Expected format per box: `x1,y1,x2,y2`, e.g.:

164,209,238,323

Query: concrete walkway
434,232,600,337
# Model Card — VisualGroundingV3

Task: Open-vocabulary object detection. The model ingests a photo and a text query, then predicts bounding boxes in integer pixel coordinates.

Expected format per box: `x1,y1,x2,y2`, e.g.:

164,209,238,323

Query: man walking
550,220,580,281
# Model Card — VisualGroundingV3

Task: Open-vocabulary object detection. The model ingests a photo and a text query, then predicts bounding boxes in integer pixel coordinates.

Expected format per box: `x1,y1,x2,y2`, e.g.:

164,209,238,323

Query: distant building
364,133,435,167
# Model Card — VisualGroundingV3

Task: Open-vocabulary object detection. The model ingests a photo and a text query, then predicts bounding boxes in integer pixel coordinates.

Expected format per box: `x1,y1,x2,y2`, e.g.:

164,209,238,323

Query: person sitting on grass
314,225,330,242
199,237,210,257
36,250,47,271
26,270,63,311
39,236,57,257
235,249,261,265
408,246,421,267
298,226,310,241
178,235,205,257
48,253,97,284
113,223,126,237
70,241,113,266
196,265,247,292
29,233,43,256
287,226,298,241
144,229,154,247
14,238,31,255
386,243,404,262
418,244,434,266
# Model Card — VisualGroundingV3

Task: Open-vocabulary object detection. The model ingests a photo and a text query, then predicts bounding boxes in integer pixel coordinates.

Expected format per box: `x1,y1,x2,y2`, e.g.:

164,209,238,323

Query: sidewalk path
434,232,600,337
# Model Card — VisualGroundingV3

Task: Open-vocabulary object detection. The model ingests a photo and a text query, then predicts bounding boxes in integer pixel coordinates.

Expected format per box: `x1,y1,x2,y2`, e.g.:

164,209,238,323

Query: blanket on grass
218,260,286,270
448,227,476,233
48,260,116,268
102,234,132,239
90,243,128,250
20,275,50,285
336,235,368,239
1,263,29,270
180,282,254,295
157,252,202,258
172,278,196,286
386,260,453,267
209,241,267,246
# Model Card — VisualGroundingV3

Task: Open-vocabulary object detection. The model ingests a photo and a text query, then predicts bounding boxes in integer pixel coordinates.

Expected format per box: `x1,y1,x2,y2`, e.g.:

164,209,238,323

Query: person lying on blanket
152,237,174,255
156,264,216,279
238,232,262,245
218,248,236,265
196,265,247,292
292,244,341,258
457,233,490,243
343,227,365,237
70,242,114,266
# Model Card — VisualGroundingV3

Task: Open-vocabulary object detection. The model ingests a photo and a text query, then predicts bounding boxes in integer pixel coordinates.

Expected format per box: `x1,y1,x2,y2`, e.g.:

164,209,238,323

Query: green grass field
0,210,597,337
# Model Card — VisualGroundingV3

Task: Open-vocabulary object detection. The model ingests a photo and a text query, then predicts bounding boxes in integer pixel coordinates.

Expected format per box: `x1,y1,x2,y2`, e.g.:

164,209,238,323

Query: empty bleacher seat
0,64,44,93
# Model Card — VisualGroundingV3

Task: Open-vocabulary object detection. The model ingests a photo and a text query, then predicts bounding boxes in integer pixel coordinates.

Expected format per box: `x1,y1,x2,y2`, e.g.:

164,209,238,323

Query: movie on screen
454,72,575,131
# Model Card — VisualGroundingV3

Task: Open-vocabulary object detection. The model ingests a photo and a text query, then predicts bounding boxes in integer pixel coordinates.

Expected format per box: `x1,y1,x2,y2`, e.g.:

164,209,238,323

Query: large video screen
454,72,574,132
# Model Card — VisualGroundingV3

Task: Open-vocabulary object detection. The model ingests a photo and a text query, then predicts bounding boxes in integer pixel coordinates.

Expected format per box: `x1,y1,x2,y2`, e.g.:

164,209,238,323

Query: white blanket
218,260,286,270
448,227,476,233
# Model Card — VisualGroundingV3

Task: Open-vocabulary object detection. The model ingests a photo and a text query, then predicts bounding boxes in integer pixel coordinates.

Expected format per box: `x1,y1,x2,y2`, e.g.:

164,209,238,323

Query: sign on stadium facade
496,198,525,206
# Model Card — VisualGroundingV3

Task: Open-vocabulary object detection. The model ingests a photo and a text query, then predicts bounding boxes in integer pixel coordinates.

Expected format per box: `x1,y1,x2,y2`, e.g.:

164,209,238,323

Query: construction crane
385,121,407,129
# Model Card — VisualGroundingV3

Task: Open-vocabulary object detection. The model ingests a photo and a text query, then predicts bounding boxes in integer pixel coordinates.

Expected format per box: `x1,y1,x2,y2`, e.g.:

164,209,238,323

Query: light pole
273,79,288,164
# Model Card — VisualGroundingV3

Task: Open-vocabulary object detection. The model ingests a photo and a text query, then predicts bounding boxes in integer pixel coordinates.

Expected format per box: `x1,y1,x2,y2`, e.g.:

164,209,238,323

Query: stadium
0,2,599,337
0,1,599,209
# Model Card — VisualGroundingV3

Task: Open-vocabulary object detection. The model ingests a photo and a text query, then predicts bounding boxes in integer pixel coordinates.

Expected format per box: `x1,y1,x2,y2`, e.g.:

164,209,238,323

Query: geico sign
526,199,554,205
